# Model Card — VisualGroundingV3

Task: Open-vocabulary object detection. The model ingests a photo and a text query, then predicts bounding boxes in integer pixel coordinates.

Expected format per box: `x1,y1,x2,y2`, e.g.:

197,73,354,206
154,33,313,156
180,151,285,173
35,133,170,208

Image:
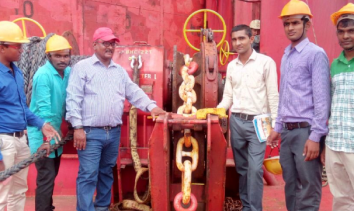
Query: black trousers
35,153,61,211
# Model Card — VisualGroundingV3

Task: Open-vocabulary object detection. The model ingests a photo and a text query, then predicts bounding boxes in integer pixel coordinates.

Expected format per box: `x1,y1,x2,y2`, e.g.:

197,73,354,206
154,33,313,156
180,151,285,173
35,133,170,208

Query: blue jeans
76,126,121,211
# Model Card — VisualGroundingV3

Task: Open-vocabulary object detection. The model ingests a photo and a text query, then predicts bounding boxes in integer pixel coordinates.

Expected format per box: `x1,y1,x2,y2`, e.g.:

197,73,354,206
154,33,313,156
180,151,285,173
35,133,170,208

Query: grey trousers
230,115,266,211
280,127,323,211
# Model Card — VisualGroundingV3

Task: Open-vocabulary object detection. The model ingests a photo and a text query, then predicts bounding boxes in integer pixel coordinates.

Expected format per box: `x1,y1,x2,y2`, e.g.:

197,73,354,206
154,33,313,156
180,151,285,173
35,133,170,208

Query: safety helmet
0,21,29,44
331,3,354,26
263,156,282,175
45,34,72,53
250,20,260,30
279,0,313,19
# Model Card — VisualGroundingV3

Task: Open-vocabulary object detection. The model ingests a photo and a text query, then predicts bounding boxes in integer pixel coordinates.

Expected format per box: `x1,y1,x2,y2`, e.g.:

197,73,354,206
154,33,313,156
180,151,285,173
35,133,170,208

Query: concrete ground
24,175,333,211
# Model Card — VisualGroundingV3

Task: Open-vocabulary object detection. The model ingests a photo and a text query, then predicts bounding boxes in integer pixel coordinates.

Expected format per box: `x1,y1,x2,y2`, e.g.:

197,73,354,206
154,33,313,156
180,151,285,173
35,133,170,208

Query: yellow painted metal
183,9,227,51
219,40,236,65
12,17,47,39
196,108,228,119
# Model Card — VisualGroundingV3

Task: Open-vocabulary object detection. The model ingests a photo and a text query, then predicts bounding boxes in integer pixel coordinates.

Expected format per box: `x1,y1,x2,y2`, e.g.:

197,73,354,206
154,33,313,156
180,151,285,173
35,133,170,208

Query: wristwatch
73,125,83,130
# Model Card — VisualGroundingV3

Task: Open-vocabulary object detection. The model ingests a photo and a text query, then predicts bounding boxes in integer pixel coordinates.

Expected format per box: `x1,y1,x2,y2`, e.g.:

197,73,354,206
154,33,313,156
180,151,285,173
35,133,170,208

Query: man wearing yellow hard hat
267,0,330,210
322,3,354,210
27,34,72,211
0,21,61,211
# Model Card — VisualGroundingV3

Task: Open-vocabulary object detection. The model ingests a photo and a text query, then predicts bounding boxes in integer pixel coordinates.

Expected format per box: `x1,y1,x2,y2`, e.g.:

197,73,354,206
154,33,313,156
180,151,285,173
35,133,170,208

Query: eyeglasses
96,41,118,48
0,42,23,50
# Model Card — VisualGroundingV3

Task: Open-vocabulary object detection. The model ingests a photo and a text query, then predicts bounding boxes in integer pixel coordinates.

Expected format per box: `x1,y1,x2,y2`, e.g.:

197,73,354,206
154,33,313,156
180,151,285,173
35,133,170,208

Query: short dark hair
231,25,252,38
337,19,354,29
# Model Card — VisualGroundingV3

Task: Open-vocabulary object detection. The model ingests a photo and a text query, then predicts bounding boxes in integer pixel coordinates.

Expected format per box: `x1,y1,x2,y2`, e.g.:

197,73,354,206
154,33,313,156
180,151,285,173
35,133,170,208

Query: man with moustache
217,24,278,211
27,34,72,211
0,21,61,211
267,1,330,210
66,27,166,211
321,3,354,209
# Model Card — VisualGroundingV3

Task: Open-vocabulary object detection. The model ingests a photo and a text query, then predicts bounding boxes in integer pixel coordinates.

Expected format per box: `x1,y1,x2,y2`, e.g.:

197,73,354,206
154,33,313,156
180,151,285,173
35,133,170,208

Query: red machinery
112,10,232,211
1,0,346,209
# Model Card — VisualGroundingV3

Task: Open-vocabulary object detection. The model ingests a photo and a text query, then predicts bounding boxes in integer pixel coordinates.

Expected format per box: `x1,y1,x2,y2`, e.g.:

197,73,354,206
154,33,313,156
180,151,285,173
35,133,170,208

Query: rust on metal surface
149,113,171,211
205,115,227,210
201,29,219,108
182,160,192,204
175,136,199,172
184,129,192,148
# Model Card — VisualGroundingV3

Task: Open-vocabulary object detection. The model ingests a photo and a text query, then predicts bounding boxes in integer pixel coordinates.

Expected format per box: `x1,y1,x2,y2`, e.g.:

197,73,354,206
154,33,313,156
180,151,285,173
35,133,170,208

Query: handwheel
219,40,236,65
183,9,226,51
12,17,47,39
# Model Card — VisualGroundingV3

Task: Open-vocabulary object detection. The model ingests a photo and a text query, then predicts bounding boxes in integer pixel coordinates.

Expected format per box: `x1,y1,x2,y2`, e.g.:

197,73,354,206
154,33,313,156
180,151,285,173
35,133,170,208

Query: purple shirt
274,38,330,142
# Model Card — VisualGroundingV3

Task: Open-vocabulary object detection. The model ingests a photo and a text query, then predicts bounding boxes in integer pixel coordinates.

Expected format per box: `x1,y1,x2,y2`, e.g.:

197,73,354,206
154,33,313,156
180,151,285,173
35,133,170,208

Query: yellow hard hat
0,21,29,43
45,34,72,53
263,156,282,175
279,0,313,19
331,3,354,26
250,20,260,29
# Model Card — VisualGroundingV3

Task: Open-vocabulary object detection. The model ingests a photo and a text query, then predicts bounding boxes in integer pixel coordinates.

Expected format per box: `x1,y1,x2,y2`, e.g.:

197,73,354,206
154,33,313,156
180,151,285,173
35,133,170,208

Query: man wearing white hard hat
250,20,260,52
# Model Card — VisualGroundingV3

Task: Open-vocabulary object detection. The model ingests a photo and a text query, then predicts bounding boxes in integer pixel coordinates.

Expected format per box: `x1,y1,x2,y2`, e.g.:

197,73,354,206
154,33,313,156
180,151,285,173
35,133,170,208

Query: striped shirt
66,54,157,127
274,38,331,142
327,51,354,153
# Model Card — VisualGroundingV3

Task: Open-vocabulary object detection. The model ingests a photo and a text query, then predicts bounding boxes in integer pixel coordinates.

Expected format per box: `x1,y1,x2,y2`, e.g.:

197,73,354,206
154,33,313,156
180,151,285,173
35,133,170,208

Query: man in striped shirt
324,4,354,210
66,27,165,211
267,1,331,210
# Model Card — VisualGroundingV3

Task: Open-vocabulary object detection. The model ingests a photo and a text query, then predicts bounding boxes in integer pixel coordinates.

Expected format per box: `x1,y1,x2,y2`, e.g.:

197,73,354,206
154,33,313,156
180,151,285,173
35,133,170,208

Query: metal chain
177,54,197,116
174,130,199,211
223,197,243,211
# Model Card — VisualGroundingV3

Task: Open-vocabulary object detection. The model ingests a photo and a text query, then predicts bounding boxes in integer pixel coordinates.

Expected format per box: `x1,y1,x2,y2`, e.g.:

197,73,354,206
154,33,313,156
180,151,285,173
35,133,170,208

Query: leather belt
233,113,256,121
0,131,25,138
283,122,310,130
91,125,120,130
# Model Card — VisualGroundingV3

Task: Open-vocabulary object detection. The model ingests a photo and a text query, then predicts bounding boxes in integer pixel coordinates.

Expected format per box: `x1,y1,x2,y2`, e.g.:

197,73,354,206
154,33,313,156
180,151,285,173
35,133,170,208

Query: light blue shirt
66,54,156,127
27,61,70,158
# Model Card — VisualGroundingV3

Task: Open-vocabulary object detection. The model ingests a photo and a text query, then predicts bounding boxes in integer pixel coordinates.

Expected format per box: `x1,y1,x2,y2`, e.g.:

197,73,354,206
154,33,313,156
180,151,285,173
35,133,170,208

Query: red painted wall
2,0,354,196
260,0,354,68
0,0,208,59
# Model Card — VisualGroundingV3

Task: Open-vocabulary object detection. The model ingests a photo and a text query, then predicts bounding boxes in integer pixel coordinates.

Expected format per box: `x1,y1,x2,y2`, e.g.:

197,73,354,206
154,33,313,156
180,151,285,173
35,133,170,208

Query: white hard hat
250,20,260,29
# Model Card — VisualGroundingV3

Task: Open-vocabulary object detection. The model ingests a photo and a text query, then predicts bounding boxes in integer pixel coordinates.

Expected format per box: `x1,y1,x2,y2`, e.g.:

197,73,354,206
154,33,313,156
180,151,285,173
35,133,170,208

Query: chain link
177,54,197,116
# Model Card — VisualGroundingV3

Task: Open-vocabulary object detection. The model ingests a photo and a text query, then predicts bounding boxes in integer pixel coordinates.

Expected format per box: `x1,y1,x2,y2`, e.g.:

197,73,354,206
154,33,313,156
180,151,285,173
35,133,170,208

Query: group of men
217,0,354,211
0,23,165,211
0,0,354,211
